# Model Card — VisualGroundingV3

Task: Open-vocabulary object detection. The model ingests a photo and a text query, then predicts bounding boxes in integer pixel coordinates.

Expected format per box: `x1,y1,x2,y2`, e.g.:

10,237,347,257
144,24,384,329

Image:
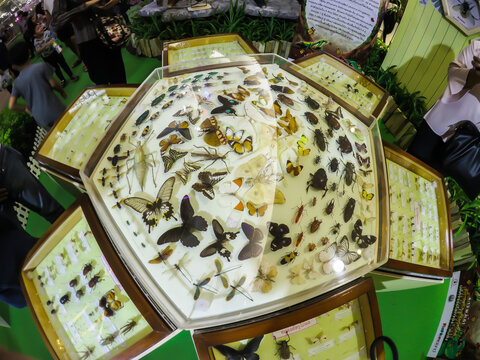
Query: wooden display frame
193,277,384,360
293,52,389,119
20,194,172,360
381,141,453,279
162,33,258,77
35,85,138,188
442,0,480,36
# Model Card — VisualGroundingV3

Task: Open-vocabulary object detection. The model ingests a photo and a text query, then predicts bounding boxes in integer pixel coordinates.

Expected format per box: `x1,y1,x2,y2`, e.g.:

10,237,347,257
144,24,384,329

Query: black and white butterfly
268,222,291,251
162,148,187,172
123,177,176,233
192,171,227,200
213,335,264,360
211,95,239,115
238,222,264,261
351,219,377,248
318,236,360,274
200,219,239,261
157,195,207,248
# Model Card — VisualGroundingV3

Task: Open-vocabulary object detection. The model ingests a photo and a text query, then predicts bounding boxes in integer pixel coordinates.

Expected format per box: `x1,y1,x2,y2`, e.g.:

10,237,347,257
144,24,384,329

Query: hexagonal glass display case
81,54,389,330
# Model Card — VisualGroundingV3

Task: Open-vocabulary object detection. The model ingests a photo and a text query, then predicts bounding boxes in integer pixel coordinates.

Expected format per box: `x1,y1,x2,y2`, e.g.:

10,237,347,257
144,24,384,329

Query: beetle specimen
191,145,231,172
308,243,316,252
69,278,78,288
328,158,339,173
294,203,305,224
342,161,357,186
324,107,342,130
214,335,264,360
50,309,57,314
304,95,320,110
310,217,322,233
151,93,165,106
277,94,296,108
274,332,296,359
226,275,253,301
88,274,102,289
337,135,353,155
280,251,298,265
270,84,294,94
100,331,119,346
325,199,335,215
314,129,327,151
82,263,93,276
307,168,328,196
311,196,317,206
343,198,356,222
306,111,319,125
135,110,149,126
76,288,84,299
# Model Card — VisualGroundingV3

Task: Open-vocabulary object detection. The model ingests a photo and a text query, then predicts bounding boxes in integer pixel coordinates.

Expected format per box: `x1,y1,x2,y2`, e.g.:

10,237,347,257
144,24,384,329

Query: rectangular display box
20,195,171,360
193,277,384,360
81,54,389,330
35,85,137,188
381,141,453,279
162,33,258,76
294,52,389,119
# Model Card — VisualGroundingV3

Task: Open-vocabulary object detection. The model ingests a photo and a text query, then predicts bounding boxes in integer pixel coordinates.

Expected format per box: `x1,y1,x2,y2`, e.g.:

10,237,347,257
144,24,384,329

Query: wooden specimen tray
381,141,453,279
35,85,137,188
193,277,384,360
20,195,171,360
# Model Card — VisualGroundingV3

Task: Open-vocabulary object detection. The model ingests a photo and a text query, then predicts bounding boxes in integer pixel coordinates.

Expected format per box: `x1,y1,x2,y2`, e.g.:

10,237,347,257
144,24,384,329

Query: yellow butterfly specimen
225,127,253,154
246,201,268,217
297,134,311,156
362,189,374,200
286,160,303,176
253,259,278,293
278,109,298,134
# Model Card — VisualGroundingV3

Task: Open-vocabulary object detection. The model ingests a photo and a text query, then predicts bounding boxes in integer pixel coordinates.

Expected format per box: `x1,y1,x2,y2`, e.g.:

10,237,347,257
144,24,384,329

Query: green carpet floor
0,43,449,360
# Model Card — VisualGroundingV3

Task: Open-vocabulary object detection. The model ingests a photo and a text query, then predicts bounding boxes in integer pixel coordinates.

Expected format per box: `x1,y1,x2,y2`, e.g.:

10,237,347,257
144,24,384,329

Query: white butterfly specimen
318,236,360,274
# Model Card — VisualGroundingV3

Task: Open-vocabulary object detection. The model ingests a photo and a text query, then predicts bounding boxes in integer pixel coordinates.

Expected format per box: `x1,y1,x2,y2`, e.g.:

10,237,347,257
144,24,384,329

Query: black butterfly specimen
123,177,176,233
211,95,239,115
157,195,207,248
214,335,264,360
200,219,239,261
162,148,187,172
192,171,227,200
351,219,377,248
156,120,192,140
268,222,291,251
238,222,264,261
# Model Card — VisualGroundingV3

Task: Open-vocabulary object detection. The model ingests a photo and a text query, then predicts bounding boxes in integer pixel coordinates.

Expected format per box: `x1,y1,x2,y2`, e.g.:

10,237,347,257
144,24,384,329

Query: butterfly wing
242,335,264,359
180,196,208,231
162,149,187,172
200,242,222,258
213,345,242,360
212,219,226,241
123,197,150,214
178,121,192,140
157,177,175,203
239,222,264,260
157,226,184,245
192,182,215,200
319,242,337,263
156,121,176,139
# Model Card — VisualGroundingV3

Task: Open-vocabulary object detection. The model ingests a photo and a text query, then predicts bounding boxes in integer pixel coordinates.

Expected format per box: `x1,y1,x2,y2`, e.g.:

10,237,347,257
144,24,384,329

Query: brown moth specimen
343,198,355,223
310,218,322,233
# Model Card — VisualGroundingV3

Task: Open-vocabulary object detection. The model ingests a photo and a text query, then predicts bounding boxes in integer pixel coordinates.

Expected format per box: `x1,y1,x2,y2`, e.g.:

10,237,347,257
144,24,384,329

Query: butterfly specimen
193,276,216,300
223,85,250,101
303,257,321,279
200,116,227,147
148,245,174,264
362,189,374,200
351,219,377,248
355,142,367,153
159,134,183,154
123,177,176,232
253,259,278,293
238,222,264,260
162,148,187,172
286,160,303,176
214,259,242,288
99,289,123,317
273,100,282,115
200,219,239,261
192,171,227,200
214,335,264,360
268,222,291,251
157,195,208,248
173,106,200,125
245,201,267,217
175,161,202,185
319,236,360,274
308,331,328,344
270,84,294,94
356,153,371,168
226,127,253,154
297,135,311,156
218,177,245,211
156,120,192,141
212,95,239,115
226,275,253,301
244,74,262,86
278,109,298,134
288,264,306,285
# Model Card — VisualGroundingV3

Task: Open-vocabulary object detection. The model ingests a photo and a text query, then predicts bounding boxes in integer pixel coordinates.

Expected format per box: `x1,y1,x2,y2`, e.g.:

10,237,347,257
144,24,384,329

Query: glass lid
81,54,389,329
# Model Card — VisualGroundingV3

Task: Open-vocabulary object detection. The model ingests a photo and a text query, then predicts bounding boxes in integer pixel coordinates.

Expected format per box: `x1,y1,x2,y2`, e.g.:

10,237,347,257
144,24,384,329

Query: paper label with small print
307,339,335,357
344,351,362,360
338,328,356,343
334,308,352,320
272,318,318,339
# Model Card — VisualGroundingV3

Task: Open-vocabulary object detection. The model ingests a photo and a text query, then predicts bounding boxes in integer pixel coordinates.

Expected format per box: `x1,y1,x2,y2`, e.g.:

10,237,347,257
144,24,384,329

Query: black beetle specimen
60,293,70,305
275,332,296,359
305,112,319,125
314,155,321,165
69,278,78,288
307,168,328,197
113,144,121,154
76,289,85,299
343,161,357,186
343,198,355,223
88,274,102,289
325,107,342,130
314,129,327,152
328,158,339,173
337,135,353,155
305,96,320,110
325,199,335,215
82,263,93,276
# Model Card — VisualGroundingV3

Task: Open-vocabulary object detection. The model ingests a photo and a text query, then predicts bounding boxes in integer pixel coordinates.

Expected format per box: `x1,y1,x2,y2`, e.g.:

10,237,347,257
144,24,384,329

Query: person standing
51,0,127,85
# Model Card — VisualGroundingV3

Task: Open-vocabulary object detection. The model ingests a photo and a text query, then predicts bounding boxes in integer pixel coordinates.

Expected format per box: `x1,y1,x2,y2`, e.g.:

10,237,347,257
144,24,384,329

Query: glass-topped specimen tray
294,52,389,119
81,54,389,329
381,142,453,279
162,33,258,77
20,195,170,360
193,277,383,360
35,85,137,187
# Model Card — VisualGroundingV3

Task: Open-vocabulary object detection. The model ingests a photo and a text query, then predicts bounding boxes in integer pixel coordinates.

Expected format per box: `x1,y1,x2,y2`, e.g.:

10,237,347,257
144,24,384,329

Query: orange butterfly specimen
223,85,250,101
246,201,268,216
278,109,298,134
156,120,191,140
273,100,282,115
159,134,183,154
199,116,227,147
286,160,303,176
